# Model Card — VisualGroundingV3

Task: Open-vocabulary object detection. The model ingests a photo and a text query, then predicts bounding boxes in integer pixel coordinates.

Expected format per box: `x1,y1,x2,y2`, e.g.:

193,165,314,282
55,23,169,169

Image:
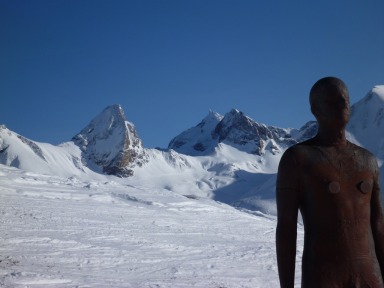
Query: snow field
0,165,304,287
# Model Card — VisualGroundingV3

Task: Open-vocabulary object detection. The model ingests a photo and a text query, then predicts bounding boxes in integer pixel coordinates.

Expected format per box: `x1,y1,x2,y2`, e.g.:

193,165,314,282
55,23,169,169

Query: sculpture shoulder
280,140,316,164
348,141,375,158
281,140,379,172
347,141,378,170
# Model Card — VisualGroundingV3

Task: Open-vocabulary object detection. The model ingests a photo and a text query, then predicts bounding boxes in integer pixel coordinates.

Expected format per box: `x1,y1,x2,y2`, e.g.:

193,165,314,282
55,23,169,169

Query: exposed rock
72,104,147,177
169,108,317,156
168,110,222,155
17,135,46,161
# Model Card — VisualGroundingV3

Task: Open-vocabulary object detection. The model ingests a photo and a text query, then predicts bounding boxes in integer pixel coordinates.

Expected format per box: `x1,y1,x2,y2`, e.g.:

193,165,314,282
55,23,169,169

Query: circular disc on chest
328,181,340,194
358,180,373,194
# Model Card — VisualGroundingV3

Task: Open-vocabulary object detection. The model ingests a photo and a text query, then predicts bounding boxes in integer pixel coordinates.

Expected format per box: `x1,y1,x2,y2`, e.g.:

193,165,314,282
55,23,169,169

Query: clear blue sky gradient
1,0,383,148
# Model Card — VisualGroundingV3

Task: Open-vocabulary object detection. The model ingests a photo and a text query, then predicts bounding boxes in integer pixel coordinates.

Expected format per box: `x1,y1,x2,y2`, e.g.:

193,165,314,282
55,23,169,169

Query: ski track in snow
0,166,304,287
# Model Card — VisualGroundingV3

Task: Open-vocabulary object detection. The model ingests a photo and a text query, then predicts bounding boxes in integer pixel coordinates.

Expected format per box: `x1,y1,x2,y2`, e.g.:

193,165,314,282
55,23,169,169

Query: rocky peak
169,108,307,156
212,109,296,155
213,109,268,143
198,110,223,130
168,110,223,155
72,104,147,177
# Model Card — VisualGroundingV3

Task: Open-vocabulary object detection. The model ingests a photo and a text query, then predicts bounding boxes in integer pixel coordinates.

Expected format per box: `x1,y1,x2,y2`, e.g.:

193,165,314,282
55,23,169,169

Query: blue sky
1,0,383,148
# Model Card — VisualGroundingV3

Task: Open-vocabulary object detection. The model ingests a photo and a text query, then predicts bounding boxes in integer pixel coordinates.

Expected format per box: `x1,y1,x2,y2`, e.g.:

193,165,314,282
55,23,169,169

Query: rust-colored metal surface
276,77,384,287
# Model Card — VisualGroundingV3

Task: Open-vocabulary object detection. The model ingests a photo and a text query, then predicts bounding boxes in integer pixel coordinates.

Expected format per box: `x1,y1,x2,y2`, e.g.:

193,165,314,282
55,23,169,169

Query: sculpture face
312,87,350,129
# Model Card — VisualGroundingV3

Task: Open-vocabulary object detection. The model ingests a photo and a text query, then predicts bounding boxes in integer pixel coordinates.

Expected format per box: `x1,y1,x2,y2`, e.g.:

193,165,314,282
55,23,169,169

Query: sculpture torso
290,140,383,287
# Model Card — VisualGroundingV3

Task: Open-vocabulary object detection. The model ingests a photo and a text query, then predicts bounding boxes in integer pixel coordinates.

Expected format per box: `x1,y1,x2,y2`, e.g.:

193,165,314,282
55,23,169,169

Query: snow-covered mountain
169,108,317,156
1,86,384,215
72,104,147,177
2,87,384,287
347,85,384,161
163,109,319,214
168,110,223,155
0,104,148,179
0,124,94,178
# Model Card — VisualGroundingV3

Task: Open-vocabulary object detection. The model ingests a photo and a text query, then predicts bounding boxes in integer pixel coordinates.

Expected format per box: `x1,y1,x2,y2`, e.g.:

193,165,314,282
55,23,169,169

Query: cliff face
72,104,147,177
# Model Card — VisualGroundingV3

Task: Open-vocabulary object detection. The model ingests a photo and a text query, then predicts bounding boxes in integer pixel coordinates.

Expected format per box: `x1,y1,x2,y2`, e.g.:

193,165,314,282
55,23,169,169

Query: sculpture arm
371,163,384,277
276,148,300,288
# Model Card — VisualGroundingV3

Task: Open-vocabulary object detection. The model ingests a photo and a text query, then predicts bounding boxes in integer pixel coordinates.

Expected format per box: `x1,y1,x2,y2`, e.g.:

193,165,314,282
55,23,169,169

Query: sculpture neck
315,125,347,147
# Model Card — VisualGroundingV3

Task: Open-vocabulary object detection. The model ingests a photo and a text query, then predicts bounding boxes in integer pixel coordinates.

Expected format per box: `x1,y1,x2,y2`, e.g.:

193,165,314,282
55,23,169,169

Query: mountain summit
168,110,223,155
2,85,384,215
212,109,295,155
347,85,384,160
169,108,317,156
72,104,147,177
1,85,384,214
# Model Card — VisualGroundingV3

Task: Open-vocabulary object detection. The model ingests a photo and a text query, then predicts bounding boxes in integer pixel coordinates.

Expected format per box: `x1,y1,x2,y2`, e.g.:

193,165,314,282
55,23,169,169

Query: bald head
310,77,349,112
309,77,350,127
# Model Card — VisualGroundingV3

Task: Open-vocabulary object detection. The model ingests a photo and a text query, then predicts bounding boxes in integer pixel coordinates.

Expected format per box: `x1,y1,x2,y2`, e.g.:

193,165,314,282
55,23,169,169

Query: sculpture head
309,77,350,129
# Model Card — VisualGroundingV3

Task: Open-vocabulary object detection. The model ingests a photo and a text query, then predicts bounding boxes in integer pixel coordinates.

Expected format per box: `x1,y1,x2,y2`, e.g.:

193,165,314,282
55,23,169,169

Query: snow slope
0,122,278,214
168,110,223,156
0,125,100,179
1,85,384,287
2,86,384,216
347,85,384,161
0,164,304,287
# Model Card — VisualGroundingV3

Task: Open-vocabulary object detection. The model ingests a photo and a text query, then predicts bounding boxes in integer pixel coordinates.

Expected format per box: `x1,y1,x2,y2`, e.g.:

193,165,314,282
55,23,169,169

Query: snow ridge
169,108,317,156
1,85,384,215
2,85,384,287
168,110,223,155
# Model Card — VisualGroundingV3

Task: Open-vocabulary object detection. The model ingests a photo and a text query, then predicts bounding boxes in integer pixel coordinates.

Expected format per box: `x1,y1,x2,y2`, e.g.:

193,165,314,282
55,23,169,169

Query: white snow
347,85,384,160
2,85,384,287
0,126,107,180
0,123,282,214
168,110,223,156
0,164,304,287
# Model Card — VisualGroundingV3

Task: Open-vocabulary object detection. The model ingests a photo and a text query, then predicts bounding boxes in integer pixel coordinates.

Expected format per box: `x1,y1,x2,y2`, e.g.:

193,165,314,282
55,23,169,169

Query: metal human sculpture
276,77,384,287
